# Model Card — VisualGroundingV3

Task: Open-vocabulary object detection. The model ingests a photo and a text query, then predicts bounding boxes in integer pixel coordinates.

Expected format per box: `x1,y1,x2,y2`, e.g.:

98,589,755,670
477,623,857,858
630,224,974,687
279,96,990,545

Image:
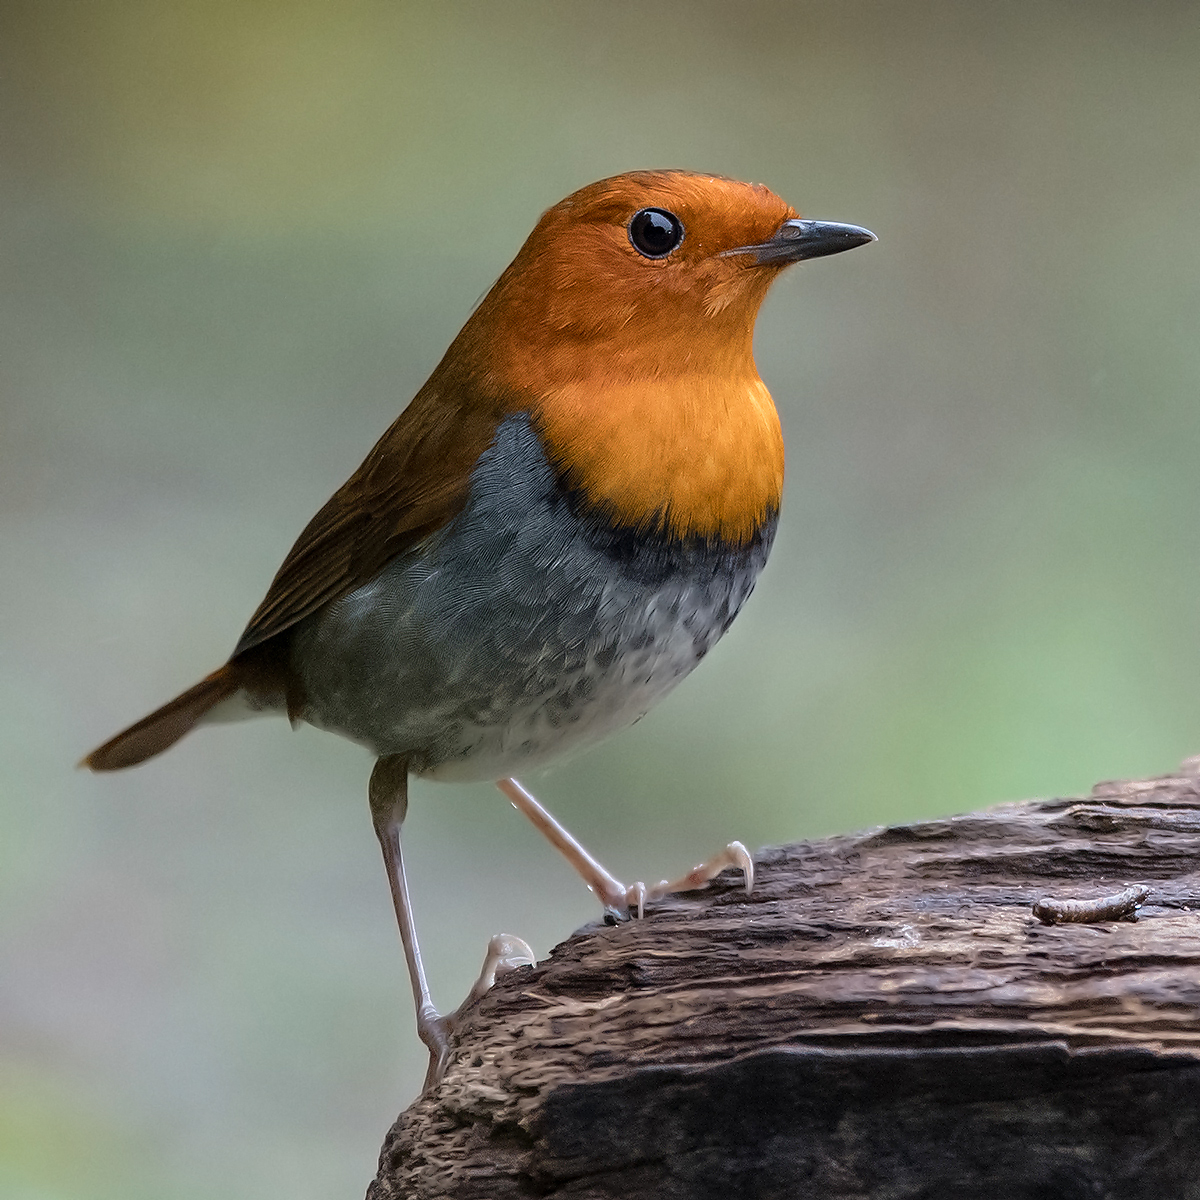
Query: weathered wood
369,765,1200,1199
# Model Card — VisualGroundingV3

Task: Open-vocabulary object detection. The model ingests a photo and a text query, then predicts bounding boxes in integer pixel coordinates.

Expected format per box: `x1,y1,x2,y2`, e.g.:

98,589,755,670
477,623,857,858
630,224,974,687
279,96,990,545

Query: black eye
628,208,684,259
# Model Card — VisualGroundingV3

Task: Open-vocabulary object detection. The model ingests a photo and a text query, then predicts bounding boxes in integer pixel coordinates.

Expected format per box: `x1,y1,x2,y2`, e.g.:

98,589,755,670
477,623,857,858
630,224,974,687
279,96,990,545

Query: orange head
436,170,875,544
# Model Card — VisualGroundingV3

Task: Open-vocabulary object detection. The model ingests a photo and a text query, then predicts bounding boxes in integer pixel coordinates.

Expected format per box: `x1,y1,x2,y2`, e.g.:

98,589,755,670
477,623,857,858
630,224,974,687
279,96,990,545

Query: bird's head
434,170,874,544
462,170,874,387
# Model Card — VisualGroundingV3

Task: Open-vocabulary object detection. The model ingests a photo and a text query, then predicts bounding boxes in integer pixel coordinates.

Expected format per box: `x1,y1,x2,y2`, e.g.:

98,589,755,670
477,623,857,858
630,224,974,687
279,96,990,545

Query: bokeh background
4,1,1200,1196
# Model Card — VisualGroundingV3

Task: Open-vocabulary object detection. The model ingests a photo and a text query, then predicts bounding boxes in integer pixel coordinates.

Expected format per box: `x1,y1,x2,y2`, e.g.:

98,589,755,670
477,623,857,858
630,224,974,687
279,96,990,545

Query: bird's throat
532,373,784,544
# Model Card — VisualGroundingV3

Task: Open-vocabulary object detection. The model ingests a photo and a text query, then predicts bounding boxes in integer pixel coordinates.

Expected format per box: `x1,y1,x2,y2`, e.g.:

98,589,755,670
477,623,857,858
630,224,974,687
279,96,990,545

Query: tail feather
83,666,239,771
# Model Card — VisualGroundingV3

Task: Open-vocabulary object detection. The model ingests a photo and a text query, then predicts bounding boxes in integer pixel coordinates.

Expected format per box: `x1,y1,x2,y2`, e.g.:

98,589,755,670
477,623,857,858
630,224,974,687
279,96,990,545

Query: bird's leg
495,777,753,920
369,756,450,1090
370,758,535,1092
495,777,643,918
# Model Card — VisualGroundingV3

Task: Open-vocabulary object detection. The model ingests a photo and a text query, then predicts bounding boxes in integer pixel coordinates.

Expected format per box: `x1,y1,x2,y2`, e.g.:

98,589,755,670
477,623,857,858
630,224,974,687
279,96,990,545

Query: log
368,764,1200,1199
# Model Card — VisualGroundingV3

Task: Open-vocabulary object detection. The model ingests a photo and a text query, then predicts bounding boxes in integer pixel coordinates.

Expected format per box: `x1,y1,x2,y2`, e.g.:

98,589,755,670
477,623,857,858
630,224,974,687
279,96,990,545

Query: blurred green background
4,1,1200,1196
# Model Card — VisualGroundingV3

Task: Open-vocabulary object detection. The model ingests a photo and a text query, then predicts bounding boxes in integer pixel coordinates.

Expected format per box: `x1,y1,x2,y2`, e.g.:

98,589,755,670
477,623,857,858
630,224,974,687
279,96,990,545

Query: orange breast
532,372,784,544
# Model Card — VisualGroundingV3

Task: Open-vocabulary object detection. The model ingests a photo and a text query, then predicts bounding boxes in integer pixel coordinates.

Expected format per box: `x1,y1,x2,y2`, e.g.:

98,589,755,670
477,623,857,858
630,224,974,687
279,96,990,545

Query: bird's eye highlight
628,208,684,259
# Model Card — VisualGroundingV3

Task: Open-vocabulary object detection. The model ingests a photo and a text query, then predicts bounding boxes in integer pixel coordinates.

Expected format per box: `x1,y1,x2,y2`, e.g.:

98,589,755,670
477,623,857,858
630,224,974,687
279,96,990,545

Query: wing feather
233,380,508,656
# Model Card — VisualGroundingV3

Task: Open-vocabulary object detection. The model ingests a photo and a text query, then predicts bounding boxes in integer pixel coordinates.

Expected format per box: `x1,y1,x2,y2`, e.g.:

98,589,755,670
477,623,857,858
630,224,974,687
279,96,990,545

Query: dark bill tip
724,219,877,266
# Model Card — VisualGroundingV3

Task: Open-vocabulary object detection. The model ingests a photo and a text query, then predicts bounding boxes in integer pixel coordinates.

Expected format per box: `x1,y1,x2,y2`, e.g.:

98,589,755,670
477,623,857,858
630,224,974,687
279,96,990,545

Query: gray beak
724,219,877,266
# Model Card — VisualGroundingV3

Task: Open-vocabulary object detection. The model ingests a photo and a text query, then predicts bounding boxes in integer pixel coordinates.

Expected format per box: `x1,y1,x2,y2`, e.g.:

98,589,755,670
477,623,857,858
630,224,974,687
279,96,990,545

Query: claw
442,934,536,1055
731,840,755,895
458,933,536,1011
603,883,646,922
626,880,647,920
476,933,536,993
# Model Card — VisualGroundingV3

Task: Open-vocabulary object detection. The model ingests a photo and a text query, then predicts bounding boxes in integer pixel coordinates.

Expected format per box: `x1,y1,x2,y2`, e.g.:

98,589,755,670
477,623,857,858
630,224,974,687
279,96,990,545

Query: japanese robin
85,170,875,1085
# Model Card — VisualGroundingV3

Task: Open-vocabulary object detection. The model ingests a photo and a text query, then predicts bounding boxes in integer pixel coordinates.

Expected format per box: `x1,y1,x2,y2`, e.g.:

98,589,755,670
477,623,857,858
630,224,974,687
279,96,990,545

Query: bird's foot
496,776,753,923
649,840,755,902
601,841,755,922
451,933,537,1021
416,1002,453,1093
600,881,648,923
420,933,536,1091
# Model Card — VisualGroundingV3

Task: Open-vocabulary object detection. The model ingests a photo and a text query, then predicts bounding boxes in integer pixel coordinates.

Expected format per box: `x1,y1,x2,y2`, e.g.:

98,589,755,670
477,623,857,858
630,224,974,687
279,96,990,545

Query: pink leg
371,758,534,1090
496,777,754,919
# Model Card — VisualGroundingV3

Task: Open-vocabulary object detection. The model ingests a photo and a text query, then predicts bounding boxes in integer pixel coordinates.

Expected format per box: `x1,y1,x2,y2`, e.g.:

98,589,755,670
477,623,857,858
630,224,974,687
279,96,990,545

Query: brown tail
83,666,239,771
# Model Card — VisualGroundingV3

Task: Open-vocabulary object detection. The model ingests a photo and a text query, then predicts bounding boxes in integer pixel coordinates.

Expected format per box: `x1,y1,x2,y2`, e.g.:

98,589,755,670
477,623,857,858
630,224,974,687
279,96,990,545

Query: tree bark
369,764,1200,1199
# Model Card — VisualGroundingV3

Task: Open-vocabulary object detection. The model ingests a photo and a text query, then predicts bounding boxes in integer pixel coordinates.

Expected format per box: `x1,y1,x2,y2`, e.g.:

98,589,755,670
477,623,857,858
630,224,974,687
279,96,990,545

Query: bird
84,170,875,1088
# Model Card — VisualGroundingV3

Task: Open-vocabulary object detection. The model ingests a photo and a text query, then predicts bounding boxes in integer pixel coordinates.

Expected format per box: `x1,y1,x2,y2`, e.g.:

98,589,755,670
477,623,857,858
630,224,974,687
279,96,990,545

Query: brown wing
232,378,508,657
